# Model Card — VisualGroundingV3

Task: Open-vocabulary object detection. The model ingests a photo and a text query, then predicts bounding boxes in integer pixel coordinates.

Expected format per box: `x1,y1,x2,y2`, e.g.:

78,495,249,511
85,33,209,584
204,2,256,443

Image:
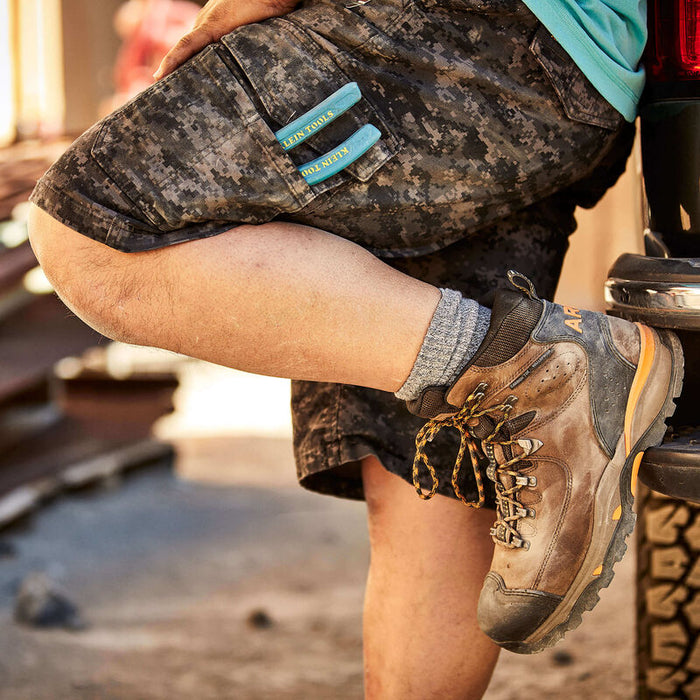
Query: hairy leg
30,209,498,694
28,206,439,392
362,456,499,700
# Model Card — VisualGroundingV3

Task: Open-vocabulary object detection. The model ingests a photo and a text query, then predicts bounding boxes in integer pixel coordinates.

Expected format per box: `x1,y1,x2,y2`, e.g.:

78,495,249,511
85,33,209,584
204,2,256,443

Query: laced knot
487,451,538,550
412,382,540,547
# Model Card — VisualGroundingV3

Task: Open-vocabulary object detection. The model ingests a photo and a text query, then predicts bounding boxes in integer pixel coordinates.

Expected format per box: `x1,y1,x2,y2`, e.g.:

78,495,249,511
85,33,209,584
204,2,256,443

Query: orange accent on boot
612,505,622,521
592,565,603,576
624,324,656,456
631,452,644,498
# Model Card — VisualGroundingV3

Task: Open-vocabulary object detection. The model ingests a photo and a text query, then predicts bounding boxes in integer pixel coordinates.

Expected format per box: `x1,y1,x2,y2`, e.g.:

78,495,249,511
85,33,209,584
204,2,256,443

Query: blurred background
0,2,642,698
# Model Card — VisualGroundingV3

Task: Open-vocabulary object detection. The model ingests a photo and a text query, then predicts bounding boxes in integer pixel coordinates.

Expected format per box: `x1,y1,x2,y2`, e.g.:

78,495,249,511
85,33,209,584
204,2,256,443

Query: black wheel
637,484,700,699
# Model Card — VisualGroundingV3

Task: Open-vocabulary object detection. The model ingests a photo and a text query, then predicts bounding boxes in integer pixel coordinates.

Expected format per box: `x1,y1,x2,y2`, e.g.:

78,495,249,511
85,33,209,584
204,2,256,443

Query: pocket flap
221,18,400,182
529,25,623,131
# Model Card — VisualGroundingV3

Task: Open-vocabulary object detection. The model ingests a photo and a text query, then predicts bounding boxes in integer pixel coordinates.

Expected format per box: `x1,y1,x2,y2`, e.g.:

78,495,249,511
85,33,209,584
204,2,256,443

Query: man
27,0,682,696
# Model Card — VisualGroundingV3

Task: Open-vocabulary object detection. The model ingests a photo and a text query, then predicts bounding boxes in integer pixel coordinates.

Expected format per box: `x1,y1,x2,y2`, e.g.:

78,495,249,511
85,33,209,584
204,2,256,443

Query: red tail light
647,0,700,82
680,0,700,69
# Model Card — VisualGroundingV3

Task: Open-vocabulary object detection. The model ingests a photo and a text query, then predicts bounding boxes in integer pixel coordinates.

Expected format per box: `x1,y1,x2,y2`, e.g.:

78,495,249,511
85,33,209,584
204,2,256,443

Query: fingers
154,28,215,80
153,0,301,82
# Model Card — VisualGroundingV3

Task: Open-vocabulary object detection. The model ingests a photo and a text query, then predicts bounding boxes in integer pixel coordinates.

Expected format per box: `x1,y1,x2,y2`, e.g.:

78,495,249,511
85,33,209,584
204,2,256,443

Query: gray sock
395,289,491,401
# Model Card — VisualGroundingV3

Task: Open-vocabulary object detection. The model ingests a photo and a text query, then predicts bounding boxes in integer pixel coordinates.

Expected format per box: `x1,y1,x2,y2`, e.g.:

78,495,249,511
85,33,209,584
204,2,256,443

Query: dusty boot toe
477,572,563,653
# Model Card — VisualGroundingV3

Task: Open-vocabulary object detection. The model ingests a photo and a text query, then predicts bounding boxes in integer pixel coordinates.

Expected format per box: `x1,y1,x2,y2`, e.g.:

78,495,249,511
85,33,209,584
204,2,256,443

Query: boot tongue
469,289,543,368
470,414,501,440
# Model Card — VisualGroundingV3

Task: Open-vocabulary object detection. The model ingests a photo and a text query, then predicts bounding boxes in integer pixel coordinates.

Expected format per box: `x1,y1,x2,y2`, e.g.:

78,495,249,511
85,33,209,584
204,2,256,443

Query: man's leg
362,456,499,699
31,204,500,696
29,207,439,392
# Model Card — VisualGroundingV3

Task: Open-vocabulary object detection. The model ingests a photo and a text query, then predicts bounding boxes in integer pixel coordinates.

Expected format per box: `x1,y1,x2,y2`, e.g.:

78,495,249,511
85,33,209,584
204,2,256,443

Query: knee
27,204,141,343
28,204,80,298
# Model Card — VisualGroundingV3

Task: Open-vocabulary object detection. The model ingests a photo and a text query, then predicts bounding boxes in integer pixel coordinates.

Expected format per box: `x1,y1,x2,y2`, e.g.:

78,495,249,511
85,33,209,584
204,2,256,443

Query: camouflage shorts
32,0,635,503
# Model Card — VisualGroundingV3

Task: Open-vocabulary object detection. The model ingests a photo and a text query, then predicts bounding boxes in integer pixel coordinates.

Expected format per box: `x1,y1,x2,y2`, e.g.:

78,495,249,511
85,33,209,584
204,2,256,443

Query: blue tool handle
298,123,381,186
274,82,362,151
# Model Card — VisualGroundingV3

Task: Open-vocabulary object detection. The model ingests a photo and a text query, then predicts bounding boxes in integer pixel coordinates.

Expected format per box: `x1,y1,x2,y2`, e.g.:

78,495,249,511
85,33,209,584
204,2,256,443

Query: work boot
408,271,684,653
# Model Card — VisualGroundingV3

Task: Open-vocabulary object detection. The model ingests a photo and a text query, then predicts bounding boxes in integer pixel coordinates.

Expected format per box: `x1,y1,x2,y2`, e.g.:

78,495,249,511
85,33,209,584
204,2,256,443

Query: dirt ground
0,423,637,700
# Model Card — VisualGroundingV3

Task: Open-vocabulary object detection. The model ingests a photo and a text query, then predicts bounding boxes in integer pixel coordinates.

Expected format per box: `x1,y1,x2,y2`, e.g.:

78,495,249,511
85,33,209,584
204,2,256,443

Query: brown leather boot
408,271,684,653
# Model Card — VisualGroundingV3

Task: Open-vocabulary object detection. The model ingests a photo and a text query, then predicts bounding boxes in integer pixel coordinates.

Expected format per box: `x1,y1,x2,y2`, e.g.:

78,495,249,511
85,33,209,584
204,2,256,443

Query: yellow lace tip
612,505,622,521
592,565,603,577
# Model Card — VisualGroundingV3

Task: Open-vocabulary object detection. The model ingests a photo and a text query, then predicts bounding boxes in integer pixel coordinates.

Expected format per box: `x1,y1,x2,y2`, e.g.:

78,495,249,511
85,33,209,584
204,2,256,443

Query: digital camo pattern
292,155,633,503
31,0,636,500
33,0,628,256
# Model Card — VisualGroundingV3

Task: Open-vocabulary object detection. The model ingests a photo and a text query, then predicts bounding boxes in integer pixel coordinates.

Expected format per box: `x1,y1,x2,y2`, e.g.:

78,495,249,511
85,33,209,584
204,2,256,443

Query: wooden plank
0,241,38,295
0,405,175,498
0,439,174,529
53,371,178,442
0,293,104,406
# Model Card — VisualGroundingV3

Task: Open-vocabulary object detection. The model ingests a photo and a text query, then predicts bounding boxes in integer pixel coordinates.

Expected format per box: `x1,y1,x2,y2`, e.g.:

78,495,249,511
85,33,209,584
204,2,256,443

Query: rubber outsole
501,328,685,654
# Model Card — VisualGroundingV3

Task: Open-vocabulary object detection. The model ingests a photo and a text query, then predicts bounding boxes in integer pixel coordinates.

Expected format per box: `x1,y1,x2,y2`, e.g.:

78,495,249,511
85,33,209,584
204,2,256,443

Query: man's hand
154,0,300,80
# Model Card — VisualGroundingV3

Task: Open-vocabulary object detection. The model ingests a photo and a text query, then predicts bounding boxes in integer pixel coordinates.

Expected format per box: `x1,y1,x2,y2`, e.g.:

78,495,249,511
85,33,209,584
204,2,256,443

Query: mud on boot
407,271,684,653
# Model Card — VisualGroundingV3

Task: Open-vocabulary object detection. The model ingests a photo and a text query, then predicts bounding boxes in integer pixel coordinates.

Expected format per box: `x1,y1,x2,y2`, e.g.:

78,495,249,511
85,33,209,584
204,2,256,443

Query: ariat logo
563,306,582,334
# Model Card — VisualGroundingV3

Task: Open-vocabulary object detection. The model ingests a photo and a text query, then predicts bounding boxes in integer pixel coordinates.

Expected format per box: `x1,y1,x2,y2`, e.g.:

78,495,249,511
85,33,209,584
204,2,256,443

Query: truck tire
637,484,700,699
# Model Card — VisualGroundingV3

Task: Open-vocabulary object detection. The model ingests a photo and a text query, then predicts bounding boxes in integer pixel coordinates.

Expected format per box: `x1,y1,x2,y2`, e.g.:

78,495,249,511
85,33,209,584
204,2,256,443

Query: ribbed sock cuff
395,289,491,402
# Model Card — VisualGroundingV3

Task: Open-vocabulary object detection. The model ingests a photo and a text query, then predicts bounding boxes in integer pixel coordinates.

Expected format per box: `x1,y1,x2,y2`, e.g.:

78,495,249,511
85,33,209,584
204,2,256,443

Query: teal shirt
521,1,647,122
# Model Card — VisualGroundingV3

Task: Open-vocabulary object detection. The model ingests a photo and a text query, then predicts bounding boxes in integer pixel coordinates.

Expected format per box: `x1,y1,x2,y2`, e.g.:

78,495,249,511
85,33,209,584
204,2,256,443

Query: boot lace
412,382,538,547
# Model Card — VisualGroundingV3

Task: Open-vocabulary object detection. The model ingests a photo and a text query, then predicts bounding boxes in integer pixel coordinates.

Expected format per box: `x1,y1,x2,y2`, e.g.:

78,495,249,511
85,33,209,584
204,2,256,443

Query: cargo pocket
220,16,402,198
90,45,315,231
529,25,624,131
